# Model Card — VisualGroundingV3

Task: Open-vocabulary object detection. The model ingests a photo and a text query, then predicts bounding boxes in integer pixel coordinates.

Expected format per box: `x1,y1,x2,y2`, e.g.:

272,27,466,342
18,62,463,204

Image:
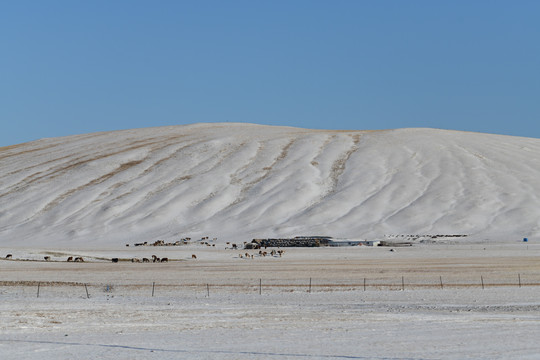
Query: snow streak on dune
1,123,540,247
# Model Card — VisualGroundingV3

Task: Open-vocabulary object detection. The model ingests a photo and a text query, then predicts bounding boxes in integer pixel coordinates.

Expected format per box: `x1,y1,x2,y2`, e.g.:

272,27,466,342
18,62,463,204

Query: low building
360,240,381,246
251,236,333,247
249,237,383,248
327,239,362,246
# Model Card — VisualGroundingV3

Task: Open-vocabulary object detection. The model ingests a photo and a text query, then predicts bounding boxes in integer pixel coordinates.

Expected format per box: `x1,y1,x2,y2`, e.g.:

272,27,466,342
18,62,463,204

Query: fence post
152,282,155,297
481,276,484,290
207,284,210,297
85,284,90,298
37,282,40,298
401,276,404,291
440,276,443,290
363,277,366,291
308,278,312,293
518,274,522,288
259,279,262,295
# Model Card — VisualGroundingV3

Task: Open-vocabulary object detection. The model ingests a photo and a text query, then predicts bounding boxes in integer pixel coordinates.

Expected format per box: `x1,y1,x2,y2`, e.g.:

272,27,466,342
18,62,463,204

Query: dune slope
1,123,539,247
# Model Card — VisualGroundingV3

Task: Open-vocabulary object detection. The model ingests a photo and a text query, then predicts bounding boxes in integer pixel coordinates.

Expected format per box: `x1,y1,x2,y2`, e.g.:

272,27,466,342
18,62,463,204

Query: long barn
251,236,333,247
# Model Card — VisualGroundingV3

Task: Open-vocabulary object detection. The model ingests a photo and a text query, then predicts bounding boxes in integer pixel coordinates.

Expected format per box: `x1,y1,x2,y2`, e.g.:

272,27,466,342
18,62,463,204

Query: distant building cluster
248,236,380,248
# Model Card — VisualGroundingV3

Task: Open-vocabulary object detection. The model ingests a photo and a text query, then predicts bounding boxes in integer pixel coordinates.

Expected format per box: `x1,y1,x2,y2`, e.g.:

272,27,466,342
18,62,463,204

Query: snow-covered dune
1,123,539,247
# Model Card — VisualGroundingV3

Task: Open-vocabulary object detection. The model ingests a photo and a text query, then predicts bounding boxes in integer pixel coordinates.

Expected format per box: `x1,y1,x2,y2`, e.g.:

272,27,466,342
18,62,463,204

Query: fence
2,273,540,299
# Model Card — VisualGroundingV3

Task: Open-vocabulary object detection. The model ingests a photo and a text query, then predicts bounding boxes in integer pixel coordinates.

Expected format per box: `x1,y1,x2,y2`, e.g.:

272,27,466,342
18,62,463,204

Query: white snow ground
1,123,540,247
1,244,540,359
2,287,540,360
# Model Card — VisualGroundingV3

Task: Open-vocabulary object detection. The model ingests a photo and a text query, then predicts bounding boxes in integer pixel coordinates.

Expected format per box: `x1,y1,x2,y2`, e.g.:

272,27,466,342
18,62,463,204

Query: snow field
1,243,540,359
2,286,540,359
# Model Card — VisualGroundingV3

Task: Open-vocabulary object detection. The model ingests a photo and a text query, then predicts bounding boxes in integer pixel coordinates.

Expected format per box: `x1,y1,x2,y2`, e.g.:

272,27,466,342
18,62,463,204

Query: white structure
327,239,362,247
327,238,381,247
326,239,381,247
360,240,380,246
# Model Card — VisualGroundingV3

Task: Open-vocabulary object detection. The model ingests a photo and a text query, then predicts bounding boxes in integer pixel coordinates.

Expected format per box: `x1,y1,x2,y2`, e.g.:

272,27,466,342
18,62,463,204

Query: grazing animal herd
2,254,85,262
2,240,287,263
1,253,193,263
238,249,285,259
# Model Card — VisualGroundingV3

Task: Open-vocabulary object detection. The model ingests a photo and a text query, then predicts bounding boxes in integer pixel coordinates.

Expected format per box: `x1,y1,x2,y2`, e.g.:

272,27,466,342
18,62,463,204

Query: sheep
161,257,168,263
142,258,150,263
191,254,197,259
44,256,51,261
67,256,73,262
6,254,12,259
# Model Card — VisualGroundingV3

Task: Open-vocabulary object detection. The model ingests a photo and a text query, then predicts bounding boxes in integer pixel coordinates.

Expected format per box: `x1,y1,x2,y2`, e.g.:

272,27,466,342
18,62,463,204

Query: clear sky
1,1,539,146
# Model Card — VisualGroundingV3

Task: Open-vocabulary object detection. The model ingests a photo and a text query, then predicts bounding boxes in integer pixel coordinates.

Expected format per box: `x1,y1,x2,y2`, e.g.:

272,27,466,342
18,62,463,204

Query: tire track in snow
0,339,426,359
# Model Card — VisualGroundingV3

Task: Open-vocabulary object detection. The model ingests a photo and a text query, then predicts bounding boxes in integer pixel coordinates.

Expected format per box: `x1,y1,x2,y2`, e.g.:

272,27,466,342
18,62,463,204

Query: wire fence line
1,274,540,298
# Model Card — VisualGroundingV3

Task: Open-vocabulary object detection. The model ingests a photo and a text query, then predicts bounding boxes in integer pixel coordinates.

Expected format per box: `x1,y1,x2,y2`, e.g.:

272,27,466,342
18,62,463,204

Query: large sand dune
1,123,540,247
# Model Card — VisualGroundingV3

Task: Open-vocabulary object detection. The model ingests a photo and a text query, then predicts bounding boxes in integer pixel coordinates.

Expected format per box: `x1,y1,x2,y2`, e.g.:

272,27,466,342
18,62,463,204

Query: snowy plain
2,124,540,359
2,243,540,359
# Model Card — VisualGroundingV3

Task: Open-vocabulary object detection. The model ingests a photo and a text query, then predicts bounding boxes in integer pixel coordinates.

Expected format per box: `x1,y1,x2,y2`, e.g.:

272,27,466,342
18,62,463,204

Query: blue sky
1,1,539,146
